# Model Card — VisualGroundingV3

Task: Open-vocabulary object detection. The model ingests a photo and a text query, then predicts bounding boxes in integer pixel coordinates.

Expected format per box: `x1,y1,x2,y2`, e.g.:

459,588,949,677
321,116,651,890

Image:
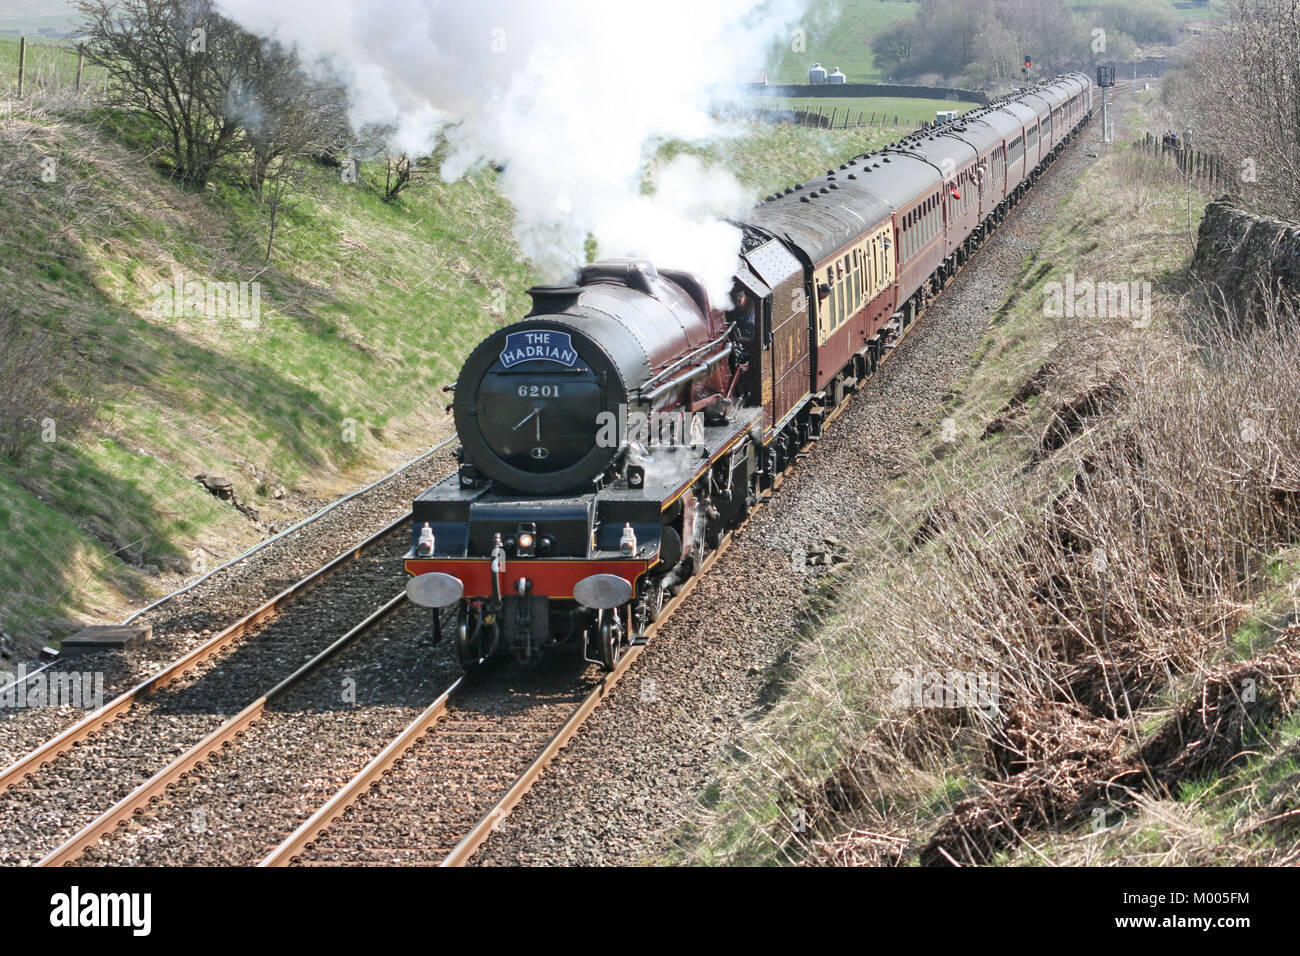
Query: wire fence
714,101,921,130
2,35,103,99
1137,132,1233,190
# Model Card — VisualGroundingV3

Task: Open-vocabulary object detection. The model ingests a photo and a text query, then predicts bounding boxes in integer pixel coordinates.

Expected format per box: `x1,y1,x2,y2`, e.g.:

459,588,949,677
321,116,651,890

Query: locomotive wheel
598,614,621,671
642,580,668,626
457,606,498,670
456,609,477,669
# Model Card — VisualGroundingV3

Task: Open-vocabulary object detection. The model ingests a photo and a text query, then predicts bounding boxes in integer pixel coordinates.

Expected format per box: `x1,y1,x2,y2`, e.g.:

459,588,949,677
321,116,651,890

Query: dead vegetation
849,300,1300,865
700,290,1300,867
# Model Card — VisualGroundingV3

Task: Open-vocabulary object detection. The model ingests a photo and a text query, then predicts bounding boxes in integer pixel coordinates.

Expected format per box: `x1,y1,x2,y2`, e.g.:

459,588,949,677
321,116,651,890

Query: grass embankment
0,91,880,647
689,134,1300,865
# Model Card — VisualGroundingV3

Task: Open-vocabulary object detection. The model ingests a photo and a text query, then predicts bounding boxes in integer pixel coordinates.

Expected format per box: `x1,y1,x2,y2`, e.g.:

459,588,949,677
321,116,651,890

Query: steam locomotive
404,74,1094,670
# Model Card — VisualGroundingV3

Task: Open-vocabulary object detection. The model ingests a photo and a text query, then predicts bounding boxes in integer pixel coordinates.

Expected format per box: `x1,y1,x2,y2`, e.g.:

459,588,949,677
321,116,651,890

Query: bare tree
233,39,351,197
228,39,352,260
1166,0,1300,221
76,0,261,189
872,22,917,75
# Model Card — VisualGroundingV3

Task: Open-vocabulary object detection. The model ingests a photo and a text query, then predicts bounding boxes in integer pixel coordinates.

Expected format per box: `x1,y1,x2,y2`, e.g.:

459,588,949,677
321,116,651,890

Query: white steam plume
214,0,806,302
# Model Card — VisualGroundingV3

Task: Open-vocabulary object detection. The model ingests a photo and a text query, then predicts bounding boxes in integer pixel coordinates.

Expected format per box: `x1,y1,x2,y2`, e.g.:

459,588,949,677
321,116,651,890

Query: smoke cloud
214,0,804,302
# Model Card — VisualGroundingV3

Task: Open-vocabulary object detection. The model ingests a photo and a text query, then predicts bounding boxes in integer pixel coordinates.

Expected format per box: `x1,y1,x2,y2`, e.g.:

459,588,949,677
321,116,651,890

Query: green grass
762,0,1224,88
0,33,106,96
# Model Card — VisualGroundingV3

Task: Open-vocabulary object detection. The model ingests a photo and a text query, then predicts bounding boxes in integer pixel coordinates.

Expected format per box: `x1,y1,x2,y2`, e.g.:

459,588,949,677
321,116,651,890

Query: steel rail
39,591,410,866
0,510,414,793
257,675,465,866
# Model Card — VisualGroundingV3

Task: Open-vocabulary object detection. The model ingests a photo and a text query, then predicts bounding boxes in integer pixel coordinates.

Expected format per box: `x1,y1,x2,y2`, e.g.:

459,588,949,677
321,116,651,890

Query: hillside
762,0,1225,86
765,0,920,83
0,89,900,651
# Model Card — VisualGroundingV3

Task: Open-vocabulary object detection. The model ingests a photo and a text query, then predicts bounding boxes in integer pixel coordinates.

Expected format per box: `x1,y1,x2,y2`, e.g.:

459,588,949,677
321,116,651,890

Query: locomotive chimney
525,285,583,316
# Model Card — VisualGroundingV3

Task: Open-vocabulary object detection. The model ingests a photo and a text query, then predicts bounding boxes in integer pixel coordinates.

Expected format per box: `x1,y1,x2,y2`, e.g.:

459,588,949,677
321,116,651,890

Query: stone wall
734,82,988,105
1192,199,1300,319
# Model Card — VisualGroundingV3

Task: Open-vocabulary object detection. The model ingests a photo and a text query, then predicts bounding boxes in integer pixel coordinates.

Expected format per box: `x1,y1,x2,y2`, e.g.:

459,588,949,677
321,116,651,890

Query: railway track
258,376,862,867
0,439,459,771
39,592,415,865
0,513,425,865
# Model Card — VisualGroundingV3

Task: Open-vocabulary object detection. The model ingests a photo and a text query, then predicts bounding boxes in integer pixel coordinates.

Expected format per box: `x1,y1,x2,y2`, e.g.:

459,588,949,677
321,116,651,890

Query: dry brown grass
810,302,1300,865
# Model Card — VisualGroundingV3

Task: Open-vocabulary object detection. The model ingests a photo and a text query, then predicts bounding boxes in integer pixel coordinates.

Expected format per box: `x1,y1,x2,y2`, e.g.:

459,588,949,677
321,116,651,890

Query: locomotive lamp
620,523,638,557
627,464,646,489
416,523,435,557
516,522,537,557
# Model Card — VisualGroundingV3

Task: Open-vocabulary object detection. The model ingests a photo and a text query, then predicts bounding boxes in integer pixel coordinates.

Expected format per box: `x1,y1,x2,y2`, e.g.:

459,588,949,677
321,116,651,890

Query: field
0,33,107,96
0,0,79,36
763,0,1226,86
764,0,921,83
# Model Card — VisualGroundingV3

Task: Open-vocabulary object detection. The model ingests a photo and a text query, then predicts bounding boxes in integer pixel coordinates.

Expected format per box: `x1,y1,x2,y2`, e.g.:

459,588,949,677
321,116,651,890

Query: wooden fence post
76,43,85,92
17,36,25,98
